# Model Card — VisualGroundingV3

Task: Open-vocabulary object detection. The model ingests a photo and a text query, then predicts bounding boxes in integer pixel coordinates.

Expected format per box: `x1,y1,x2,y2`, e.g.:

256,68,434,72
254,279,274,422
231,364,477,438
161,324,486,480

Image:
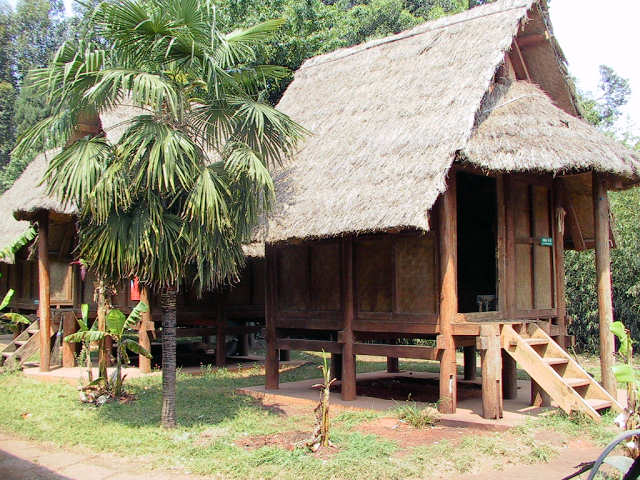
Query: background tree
17,0,305,428
0,0,70,190
566,65,640,351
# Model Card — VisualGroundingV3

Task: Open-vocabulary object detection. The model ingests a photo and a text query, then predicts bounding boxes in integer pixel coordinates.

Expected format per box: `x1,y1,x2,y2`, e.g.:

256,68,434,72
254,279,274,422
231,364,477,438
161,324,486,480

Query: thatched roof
264,0,640,243
11,149,78,222
464,80,640,177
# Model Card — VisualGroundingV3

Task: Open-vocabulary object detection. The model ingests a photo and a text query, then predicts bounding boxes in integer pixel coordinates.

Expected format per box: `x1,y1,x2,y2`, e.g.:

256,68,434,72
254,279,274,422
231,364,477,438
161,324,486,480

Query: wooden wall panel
515,244,533,310
227,267,252,305
278,246,308,311
252,259,265,306
310,242,341,311
21,262,34,300
533,186,553,309
395,235,436,314
50,261,73,303
355,238,392,313
82,270,97,308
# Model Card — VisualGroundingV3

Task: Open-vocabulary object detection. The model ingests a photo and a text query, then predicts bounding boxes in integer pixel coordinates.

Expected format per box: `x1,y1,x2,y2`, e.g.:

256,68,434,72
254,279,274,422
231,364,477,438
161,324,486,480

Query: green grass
0,352,621,479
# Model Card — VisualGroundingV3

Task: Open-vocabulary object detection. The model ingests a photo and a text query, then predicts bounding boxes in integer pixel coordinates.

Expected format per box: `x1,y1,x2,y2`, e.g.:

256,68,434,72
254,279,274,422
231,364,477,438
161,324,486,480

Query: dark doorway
456,172,498,313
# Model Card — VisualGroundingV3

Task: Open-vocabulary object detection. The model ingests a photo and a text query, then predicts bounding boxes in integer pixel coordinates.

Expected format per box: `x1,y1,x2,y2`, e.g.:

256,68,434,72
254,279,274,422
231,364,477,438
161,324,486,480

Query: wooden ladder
0,317,41,369
501,323,623,421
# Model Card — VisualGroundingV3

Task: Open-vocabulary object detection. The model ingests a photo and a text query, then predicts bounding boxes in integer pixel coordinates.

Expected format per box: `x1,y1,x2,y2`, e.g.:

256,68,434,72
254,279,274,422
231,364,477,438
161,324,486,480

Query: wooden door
510,178,556,314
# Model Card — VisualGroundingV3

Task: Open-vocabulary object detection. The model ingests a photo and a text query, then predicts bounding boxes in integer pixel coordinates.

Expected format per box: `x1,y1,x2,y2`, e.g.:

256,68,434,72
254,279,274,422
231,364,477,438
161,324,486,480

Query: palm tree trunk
160,286,177,428
96,277,108,381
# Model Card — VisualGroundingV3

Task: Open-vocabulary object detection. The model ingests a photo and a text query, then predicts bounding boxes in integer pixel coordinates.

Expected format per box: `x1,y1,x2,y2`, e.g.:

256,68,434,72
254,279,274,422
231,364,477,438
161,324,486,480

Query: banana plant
66,301,151,397
0,286,31,335
65,304,101,383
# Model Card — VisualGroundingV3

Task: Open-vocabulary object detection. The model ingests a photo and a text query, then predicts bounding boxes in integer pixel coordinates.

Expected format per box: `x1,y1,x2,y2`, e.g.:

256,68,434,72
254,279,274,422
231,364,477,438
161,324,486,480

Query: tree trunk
96,277,108,381
161,287,177,428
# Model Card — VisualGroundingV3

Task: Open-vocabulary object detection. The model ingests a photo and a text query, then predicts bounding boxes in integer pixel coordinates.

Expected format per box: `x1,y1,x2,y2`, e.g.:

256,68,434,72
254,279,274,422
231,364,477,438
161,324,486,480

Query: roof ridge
299,0,534,71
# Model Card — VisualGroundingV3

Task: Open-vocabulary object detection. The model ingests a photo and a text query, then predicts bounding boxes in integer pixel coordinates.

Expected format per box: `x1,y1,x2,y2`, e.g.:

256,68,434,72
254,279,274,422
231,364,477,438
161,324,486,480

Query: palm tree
15,0,305,427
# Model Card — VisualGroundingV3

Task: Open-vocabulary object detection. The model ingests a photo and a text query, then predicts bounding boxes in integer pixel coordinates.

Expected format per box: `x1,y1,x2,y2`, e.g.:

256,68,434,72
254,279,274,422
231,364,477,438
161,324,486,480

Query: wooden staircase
0,317,41,369
501,323,623,421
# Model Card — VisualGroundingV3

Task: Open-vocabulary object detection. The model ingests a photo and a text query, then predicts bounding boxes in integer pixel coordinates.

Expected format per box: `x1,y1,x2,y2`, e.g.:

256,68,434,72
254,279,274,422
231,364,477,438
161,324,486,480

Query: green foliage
0,282,30,335
394,399,440,428
0,226,37,263
567,188,640,352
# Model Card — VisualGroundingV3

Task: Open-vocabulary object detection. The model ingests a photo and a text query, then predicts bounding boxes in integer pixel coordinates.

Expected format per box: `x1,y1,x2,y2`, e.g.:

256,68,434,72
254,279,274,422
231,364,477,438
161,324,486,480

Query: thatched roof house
265,0,640,243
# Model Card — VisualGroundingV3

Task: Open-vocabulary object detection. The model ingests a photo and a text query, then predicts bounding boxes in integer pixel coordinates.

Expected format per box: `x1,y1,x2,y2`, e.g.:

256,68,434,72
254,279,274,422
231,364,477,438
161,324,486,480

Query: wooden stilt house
262,0,640,419
0,108,265,372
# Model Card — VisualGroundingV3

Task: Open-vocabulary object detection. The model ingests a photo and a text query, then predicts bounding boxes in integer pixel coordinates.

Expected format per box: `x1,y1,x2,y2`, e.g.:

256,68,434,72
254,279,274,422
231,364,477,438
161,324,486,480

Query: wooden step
525,338,548,346
14,340,28,346
1,351,17,358
544,357,569,366
27,328,39,334
564,378,590,388
586,399,612,411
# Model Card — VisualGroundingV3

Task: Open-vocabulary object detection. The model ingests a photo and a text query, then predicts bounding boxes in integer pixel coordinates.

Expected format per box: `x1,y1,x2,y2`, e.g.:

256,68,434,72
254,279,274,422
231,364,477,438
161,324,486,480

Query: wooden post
593,173,616,396
331,353,342,380
265,245,279,389
386,357,399,373
478,324,503,419
553,180,568,347
501,349,517,400
463,346,476,381
341,238,357,401
138,286,153,373
216,300,226,367
37,210,51,372
62,312,76,367
438,178,458,414
279,349,290,361
530,380,551,407
239,332,250,357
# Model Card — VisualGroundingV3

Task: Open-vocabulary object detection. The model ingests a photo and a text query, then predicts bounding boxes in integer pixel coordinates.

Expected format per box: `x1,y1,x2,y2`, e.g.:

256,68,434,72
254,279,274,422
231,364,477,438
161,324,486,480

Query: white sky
550,0,640,136
8,0,640,135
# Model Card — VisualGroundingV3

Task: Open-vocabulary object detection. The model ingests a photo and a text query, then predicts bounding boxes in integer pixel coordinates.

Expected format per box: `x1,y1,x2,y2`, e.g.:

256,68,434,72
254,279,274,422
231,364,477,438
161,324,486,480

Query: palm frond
2,312,31,325
123,301,149,331
0,227,37,263
0,289,15,311
121,338,152,358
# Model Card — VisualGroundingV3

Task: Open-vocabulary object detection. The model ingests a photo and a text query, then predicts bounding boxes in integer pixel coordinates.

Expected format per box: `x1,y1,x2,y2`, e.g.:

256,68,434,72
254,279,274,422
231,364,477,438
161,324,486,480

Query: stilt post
438,177,458,413
62,312,76,367
341,238,356,401
216,299,226,367
501,349,517,400
593,173,616,395
37,210,51,372
478,324,503,419
265,245,279,389
463,346,477,381
138,286,153,373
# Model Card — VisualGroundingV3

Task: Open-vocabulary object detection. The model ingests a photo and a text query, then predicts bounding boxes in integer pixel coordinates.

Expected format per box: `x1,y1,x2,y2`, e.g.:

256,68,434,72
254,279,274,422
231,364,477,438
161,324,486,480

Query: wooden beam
37,210,51,372
438,176,458,414
353,343,438,360
277,338,341,354
265,245,279,389
509,40,531,81
593,173,616,395
387,357,399,373
138,286,152,373
341,238,357,401
504,178,517,317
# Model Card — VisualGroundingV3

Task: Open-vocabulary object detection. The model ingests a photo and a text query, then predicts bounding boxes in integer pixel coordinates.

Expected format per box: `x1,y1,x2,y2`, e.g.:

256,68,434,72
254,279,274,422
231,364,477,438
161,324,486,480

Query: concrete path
0,432,203,480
